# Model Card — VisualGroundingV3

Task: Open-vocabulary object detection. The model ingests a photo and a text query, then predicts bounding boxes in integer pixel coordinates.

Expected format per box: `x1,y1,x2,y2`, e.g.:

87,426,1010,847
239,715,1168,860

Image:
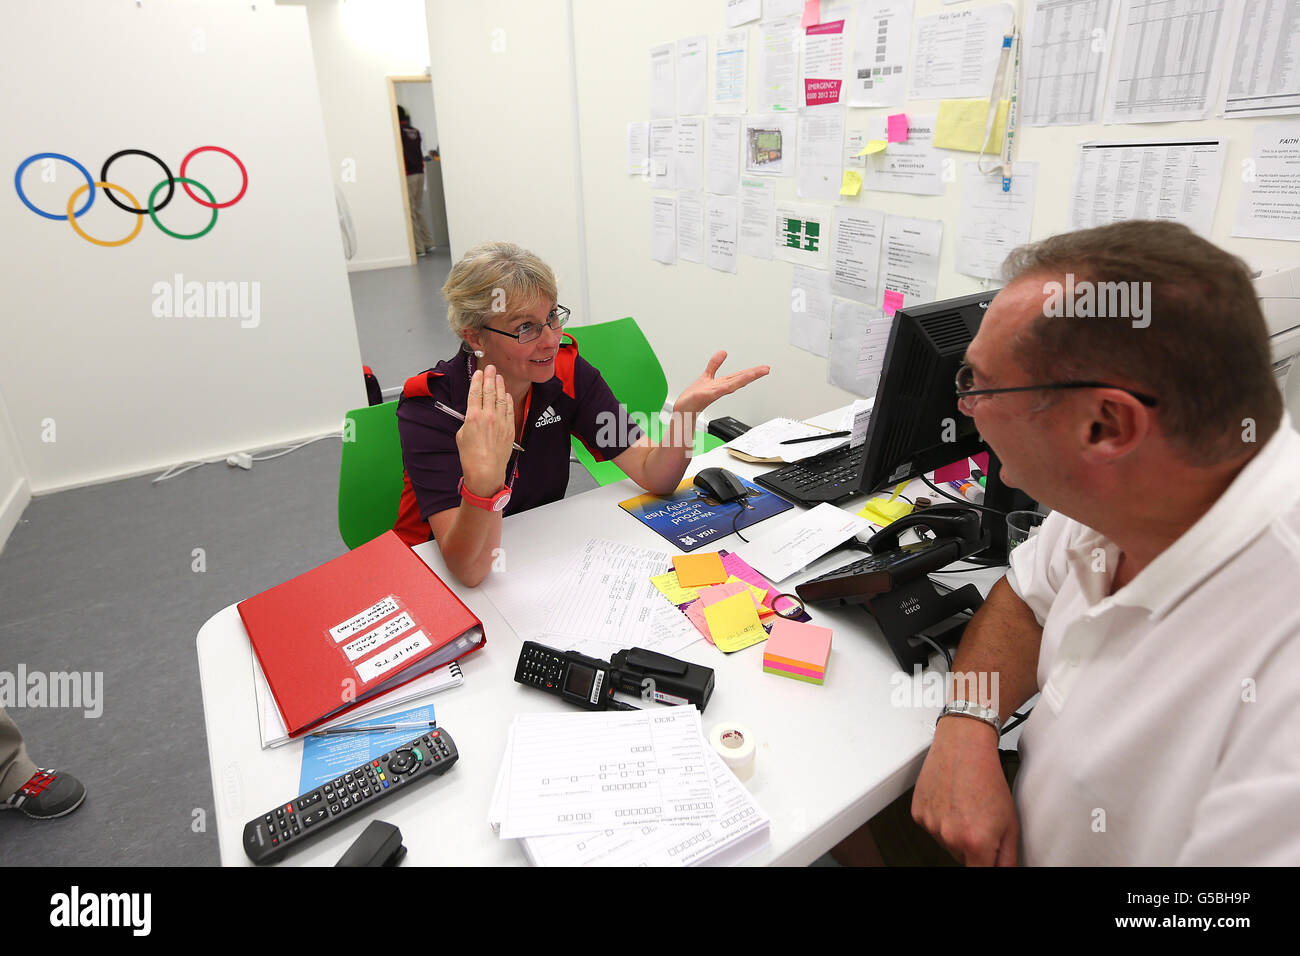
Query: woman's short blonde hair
441,241,557,339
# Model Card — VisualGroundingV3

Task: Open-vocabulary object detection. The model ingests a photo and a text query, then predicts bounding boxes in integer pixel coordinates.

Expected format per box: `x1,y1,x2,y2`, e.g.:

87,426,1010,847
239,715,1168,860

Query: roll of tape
710,722,756,781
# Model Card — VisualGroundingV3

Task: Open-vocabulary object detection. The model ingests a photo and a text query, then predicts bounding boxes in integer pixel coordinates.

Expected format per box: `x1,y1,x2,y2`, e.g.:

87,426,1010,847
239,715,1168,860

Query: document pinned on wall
675,117,706,192
1222,1,1300,118
1233,122,1300,241
766,0,805,18
677,36,708,115
727,0,762,28
910,3,1014,101
650,43,675,119
626,121,650,177
650,119,676,189
829,299,889,397
651,196,676,264
831,205,884,303
775,201,830,268
797,106,846,200
744,113,797,176
759,16,801,112
803,6,848,107
714,30,749,113
844,131,868,167
1069,139,1226,237
677,193,706,263
850,0,913,108
956,161,1039,280
1103,0,1233,124
1021,0,1120,126
709,116,742,195
706,195,740,272
790,265,833,355
880,215,943,315
860,114,945,195
740,177,776,259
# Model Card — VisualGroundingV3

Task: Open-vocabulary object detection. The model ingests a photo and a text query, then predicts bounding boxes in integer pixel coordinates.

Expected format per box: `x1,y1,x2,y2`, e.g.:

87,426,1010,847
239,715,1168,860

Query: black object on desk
754,443,865,506
707,416,751,442
694,466,748,503
336,820,406,867
609,647,715,712
514,642,633,711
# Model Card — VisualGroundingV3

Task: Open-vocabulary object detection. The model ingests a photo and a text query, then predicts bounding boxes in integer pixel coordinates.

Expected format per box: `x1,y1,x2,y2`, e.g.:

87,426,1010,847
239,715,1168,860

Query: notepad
763,618,833,685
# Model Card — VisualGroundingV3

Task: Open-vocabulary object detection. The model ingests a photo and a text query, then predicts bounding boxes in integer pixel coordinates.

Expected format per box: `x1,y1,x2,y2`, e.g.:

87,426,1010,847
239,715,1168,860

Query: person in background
393,240,769,586
398,105,437,257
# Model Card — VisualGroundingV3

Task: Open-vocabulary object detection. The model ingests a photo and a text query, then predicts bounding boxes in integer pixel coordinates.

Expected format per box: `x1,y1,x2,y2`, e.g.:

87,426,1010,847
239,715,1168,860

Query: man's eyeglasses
482,305,571,345
954,363,1158,408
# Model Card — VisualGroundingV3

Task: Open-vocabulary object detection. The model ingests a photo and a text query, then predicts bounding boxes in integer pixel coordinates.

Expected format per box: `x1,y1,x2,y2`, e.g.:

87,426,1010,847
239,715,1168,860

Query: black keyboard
753,444,864,505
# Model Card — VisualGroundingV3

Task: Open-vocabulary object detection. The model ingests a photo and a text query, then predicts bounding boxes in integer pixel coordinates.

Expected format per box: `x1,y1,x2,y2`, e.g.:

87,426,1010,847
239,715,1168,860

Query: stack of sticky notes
762,618,833,685
672,553,727,588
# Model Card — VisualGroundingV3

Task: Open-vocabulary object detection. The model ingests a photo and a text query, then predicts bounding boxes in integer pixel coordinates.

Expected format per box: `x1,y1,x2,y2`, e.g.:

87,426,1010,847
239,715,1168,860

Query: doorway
388,75,450,263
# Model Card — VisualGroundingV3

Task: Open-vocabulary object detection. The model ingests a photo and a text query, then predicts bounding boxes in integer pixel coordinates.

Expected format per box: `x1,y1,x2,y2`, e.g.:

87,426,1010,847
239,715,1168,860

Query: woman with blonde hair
393,241,768,586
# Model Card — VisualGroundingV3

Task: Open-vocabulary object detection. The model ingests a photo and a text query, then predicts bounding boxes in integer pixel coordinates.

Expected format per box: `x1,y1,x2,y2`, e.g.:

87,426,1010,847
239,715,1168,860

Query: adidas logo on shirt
535,405,562,428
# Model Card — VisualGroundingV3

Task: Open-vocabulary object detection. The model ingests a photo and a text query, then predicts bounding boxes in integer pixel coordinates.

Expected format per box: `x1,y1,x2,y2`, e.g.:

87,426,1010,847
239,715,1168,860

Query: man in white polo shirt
904,220,1300,865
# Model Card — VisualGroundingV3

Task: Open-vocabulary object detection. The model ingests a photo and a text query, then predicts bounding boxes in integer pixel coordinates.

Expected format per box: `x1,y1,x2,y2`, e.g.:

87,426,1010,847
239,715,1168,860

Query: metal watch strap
938,699,1002,736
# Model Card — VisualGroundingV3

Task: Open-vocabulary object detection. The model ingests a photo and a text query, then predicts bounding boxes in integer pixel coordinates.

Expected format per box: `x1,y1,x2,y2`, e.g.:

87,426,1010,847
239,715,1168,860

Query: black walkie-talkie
513,641,636,711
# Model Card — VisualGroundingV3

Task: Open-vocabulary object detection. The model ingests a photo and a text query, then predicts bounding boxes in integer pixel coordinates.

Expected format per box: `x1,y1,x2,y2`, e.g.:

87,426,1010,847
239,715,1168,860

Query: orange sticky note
673,553,727,588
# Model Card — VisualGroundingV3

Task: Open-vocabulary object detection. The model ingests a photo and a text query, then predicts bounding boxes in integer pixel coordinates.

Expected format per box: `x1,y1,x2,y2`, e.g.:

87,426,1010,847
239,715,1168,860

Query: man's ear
1082,395,1149,463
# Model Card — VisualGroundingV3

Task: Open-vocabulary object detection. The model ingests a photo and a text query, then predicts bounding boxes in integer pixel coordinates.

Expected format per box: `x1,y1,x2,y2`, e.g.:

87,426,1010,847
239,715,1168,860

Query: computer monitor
856,290,1035,563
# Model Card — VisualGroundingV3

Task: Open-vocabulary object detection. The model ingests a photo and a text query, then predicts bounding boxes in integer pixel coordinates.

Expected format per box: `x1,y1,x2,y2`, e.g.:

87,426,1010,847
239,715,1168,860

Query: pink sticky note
972,451,990,473
887,113,909,143
721,552,776,606
685,599,715,644
802,0,820,27
933,458,971,483
882,290,904,316
766,618,833,670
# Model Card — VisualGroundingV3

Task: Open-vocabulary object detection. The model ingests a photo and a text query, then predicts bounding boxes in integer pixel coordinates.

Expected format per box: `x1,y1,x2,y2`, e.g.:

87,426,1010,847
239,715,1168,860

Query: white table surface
197,410,1004,866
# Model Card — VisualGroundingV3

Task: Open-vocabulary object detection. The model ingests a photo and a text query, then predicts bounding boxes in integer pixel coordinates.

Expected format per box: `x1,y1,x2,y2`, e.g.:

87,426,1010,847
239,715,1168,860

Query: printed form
1069,139,1225,236
1222,0,1300,118
1021,0,1121,126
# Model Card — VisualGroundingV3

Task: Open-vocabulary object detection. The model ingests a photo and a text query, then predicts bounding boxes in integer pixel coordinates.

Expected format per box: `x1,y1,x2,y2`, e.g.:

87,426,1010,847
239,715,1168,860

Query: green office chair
337,400,405,549
567,316,723,486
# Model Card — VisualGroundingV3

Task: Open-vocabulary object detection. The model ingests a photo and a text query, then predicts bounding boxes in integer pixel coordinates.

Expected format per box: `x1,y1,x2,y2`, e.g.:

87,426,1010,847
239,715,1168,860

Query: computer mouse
694,467,748,503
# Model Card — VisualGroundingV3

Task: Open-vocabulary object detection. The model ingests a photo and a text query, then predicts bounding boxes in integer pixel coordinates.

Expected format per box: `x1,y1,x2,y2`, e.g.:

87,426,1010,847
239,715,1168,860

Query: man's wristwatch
938,700,1002,736
458,477,511,512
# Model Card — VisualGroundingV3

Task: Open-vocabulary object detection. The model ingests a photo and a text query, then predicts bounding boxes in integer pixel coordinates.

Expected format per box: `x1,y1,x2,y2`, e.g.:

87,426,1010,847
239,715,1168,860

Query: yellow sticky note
857,139,888,157
650,571,700,605
858,496,914,526
673,552,727,588
702,592,768,653
839,169,862,196
933,98,1008,153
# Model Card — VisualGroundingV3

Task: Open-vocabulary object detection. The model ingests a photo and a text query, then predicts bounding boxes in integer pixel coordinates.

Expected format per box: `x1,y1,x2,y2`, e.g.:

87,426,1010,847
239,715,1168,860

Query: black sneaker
1,769,87,819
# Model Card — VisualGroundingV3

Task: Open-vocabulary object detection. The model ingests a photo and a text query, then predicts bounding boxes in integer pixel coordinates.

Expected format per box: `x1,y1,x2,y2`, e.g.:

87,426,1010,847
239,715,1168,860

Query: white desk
197,427,1004,866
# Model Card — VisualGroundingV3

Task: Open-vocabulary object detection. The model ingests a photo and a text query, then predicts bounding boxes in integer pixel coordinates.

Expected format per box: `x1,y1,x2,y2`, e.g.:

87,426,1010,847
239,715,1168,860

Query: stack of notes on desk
724,417,849,463
763,619,833,686
488,708,770,867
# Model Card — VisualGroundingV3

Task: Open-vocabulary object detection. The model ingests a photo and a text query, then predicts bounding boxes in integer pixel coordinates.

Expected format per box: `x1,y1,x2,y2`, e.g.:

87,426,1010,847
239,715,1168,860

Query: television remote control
242,728,459,865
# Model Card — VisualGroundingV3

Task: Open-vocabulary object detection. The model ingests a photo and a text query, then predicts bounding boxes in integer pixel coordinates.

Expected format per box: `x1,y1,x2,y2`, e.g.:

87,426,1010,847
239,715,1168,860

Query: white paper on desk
1069,139,1225,237
714,31,749,113
1103,0,1232,124
790,265,832,356
829,298,888,398
909,3,1013,101
497,708,719,839
1021,0,1119,127
649,119,676,189
880,215,943,313
1233,123,1300,241
706,195,740,273
524,742,771,867
744,113,796,176
844,398,873,448
861,115,944,196
1223,2,1300,119
726,416,847,461
678,36,708,116
649,43,675,119
759,16,801,113
651,196,676,264
956,161,1038,280
803,7,848,108
831,205,884,304
797,106,846,200
726,0,761,29
677,192,705,263
675,118,705,192
735,502,872,583
850,0,913,108
739,178,775,259
775,201,830,268
626,121,650,177
708,116,742,195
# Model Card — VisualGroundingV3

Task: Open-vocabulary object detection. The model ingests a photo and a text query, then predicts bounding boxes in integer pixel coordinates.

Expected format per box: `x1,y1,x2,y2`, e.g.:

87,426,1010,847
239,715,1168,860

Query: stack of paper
488,708,770,867
763,619,833,686
724,417,848,462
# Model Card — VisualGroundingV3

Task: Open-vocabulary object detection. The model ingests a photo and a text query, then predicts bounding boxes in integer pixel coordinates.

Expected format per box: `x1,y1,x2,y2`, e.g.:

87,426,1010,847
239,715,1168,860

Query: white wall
0,0,365,494
426,0,1300,427
284,0,435,272
0,386,32,553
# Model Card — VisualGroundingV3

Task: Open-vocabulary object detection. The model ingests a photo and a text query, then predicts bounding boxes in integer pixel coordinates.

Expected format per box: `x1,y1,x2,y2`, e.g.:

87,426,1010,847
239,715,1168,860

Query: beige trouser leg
0,705,37,801
406,173,435,251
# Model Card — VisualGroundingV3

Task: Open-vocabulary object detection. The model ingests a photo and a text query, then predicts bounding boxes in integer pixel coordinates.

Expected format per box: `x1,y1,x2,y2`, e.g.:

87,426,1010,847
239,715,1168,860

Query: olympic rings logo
13,146,247,247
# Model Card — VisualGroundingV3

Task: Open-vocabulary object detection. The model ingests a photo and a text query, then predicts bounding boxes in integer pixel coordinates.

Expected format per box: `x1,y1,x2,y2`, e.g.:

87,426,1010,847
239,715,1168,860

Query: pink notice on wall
882,289,904,316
